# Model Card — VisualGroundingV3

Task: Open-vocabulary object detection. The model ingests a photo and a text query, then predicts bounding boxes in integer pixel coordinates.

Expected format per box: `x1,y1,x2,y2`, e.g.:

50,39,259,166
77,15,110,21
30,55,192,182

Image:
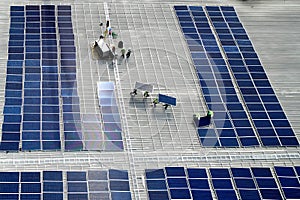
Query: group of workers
95,20,132,62
130,89,170,110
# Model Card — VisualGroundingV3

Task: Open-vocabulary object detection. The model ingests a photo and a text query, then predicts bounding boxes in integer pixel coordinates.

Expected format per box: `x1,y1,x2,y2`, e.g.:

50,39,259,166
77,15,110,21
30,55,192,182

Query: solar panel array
0,170,131,200
1,5,124,152
174,5,299,147
206,6,299,146
146,166,300,200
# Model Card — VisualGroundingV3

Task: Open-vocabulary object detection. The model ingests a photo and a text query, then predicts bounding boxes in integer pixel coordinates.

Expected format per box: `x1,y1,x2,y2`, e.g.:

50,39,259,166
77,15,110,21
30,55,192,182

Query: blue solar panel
165,167,186,177
21,183,41,193
170,189,191,199
43,193,63,200
235,179,256,188
43,182,63,192
0,172,19,182
110,181,130,191
146,180,167,190
189,179,210,189
239,190,260,200
167,178,188,188
191,190,213,200
68,182,87,192
145,169,165,179
68,194,88,200
148,191,169,200
210,168,230,178
216,190,238,200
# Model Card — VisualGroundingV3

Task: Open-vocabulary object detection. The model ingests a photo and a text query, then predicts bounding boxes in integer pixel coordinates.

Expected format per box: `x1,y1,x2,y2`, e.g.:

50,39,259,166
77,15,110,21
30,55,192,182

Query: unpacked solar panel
97,82,124,151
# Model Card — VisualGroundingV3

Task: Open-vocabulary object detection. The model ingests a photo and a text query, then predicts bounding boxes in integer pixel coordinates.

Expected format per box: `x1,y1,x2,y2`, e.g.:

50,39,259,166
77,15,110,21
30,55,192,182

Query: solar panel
158,94,177,106
97,82,124,151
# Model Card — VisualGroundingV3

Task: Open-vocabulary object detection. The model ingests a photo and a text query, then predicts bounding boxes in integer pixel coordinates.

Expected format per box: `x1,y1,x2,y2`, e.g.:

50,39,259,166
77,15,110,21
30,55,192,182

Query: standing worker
99,22,104,34
152,98,158,107
143,91,149,98
121,48,126,58
130,89,138,96
207,110,214,118
126,49,132,58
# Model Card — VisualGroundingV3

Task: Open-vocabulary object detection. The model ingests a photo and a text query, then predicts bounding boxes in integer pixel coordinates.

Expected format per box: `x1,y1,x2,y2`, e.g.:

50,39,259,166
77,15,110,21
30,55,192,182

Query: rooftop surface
0,0,299,199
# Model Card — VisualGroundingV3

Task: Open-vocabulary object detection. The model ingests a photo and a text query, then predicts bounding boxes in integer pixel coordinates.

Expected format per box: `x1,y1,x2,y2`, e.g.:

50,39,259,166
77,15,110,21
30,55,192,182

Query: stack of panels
57,5,83,151
206,6,299,146
1,6,25,151
274,166,300,199
174,6,259,147
97,82,124,151
145,167,294,200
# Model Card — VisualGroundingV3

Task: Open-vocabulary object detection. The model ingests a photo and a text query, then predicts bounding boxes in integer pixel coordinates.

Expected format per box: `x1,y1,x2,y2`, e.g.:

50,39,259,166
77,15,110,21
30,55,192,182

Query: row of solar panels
175,5,299,147
145,166,300,200
0,169,131,200
1,166,299,200
1,5,124,152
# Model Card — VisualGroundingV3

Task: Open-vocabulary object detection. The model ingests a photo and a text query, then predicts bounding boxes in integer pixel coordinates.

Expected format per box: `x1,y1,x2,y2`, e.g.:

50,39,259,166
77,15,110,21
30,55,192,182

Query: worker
130,89,137,96
126,49,132,58
112,32,118,39
207,110,214,118
163,104,169,110
153,98,159,106
103,29,108,38
92,41,98,48
121,48,126,58
143,91,149,98
99,22,104,34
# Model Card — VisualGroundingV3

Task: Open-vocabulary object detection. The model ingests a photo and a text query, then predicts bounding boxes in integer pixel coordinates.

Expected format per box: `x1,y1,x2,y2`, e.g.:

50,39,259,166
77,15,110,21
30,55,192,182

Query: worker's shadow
128,96,150,110
128,95,174,121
